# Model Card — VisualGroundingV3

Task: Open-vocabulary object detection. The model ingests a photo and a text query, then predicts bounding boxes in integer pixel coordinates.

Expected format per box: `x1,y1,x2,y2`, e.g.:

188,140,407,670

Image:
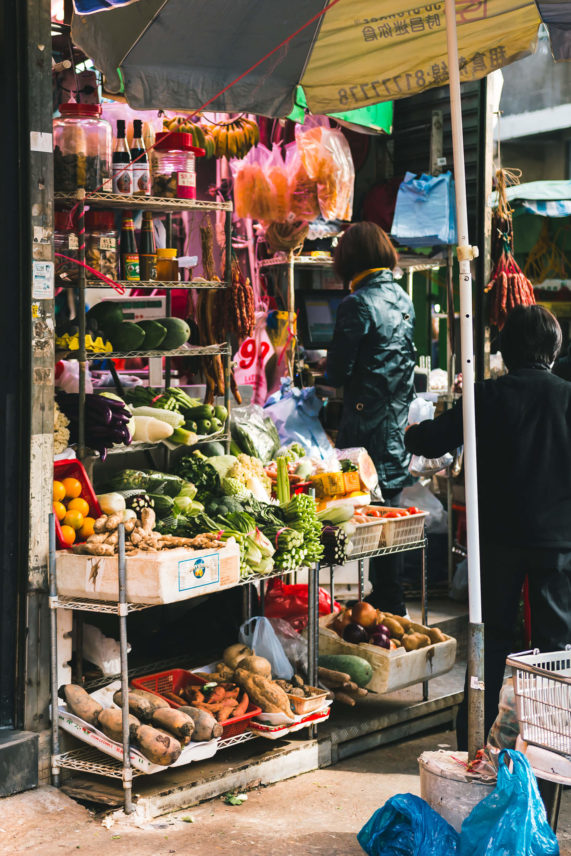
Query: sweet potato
131,724,182,765
234,668,294,719
151,708,195,745
97,708,139,742
216,700,239,722
381,616,405,639
426,627,447,644
112,689,169,721
233,692,249,718
63,684,103,726
402,632,431,651
237,655,272,679
207,686,227,704
178,705,223,741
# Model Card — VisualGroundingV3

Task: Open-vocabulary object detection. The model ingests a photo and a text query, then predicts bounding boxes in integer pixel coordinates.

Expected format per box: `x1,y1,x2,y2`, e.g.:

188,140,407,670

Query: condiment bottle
139,212,157,280
156,248,178,281
112,119,132,195
130,119,150,196
120,211,140,281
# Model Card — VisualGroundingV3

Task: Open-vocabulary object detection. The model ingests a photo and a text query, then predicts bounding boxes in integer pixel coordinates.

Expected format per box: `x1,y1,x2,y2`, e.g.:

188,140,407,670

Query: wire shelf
58,279,229,290
348,538,427,561
54,192,232,213
97,432,230,456
258,254,333,269
54,597,152,614
85,343,230,361
56,746,145,778
218,731,258,751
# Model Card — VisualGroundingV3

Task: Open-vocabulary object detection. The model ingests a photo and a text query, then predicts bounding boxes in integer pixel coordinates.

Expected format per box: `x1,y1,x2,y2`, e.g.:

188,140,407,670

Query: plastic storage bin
53,103,112,193
132,669,262,738
152,132,204,199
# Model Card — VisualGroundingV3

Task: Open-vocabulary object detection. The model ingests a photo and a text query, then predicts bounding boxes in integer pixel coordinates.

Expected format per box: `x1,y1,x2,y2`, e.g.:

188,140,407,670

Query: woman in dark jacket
326,222,416,615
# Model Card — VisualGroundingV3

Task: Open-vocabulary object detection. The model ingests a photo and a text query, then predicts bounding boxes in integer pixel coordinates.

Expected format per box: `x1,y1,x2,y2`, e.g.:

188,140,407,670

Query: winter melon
138,319,167,350
86,301,124,337
111,321,146,352
157,317,190,350
318,654,373,687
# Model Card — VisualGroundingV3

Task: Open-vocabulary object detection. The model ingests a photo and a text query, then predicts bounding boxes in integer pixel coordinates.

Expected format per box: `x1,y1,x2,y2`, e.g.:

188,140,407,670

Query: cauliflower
221,477,251,500
235,454,272,493
54,402,70,454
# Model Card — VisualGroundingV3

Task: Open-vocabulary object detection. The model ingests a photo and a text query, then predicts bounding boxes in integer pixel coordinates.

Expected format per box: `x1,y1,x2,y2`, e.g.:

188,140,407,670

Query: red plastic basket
53,459,101,550
131,669,262,739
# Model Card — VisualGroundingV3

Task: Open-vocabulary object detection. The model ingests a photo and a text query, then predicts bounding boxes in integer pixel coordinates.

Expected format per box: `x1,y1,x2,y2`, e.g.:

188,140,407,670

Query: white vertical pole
444,0,485,758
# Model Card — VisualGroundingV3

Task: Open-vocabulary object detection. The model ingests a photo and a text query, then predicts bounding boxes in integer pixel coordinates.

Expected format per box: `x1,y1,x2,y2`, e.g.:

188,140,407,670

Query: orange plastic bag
296,120,355,222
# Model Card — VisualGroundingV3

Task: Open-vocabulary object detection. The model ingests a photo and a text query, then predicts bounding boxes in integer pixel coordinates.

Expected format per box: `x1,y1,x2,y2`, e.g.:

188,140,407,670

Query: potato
402,632,431,651
426,627,447,644
178,705,223,741
63,684,103,726
131,724,182,766
381,616,405,639
97,708,139,742
112,688,169,722
151,708,195,745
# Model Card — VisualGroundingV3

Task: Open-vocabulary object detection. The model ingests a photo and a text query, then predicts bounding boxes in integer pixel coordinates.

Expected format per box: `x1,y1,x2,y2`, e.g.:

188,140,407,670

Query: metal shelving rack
54,191,233,460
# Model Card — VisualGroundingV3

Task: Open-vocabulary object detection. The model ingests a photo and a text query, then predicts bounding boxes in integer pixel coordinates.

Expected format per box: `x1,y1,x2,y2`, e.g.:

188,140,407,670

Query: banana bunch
162,116,216,158
205,116,260,160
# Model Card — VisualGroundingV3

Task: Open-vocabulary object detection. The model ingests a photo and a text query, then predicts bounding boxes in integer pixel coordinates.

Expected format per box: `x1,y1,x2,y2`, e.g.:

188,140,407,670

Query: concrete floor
1,729,569,856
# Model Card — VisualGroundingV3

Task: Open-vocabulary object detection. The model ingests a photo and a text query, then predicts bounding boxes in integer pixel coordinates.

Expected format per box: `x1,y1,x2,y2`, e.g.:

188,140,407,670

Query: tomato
382,511,401,519
62,477,82,499
63,510,84,530
67,497,90,517
60,525,76,546
407,506,423,515
53,480,66,502
365,509,383,518
53,501,66,521
79,517,95,539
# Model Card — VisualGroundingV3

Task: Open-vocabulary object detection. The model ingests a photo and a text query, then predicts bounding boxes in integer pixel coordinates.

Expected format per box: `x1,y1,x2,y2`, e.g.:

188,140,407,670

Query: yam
381,616,405,639
178,706,223,741
222,644,252,669
97,708,139,742
402,632,431,652
112,688,169,721
151,708,195,745
131,724,182,766
426,627,447,644
63,684,103,726
237,655,272,679
234,668,294,719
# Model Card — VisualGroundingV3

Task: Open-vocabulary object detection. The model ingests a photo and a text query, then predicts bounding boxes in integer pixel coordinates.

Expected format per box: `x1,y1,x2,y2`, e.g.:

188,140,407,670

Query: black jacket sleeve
405,399,464,458
325,296,371,388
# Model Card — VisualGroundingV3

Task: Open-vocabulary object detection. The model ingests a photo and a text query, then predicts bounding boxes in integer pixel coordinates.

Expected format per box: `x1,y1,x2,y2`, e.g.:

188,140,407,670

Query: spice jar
152,132,204,199
85,210,119,281
156,248,178,281
54,210,79,284
53,103,112,193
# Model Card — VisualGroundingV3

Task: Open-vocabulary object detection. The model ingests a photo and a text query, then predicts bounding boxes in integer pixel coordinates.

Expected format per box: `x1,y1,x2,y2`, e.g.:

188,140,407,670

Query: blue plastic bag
358,793,459,856
391,171,457,247
459,749,559,856
264,380,332,461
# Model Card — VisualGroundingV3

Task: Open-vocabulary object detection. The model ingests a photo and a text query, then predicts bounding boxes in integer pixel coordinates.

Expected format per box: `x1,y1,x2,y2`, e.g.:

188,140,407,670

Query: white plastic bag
83,624,131,676
408,398,453,476
239,616,294,679
268,617,308,676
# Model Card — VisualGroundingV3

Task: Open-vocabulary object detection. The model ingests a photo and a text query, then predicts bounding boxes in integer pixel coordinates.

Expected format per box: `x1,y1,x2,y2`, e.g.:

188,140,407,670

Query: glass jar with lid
151,132,204,199
156,248,179,281
85,209,119,281
53,103,112,193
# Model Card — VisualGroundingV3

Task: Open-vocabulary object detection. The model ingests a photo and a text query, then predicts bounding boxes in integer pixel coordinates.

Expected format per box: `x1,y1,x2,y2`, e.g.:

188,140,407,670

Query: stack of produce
56,391,134,459
126,386,228,441
109,468,204,521
53,477,99,547
54,401,70,454
330,601,447,652
85,301,191,354
159,680,251,725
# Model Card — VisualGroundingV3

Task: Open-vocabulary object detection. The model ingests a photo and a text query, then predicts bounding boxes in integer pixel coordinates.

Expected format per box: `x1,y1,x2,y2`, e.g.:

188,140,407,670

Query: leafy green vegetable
173,451,220,494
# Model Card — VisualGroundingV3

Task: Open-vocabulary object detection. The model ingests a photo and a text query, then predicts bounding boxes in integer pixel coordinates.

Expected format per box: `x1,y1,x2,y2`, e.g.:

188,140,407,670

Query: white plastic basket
375,508,427,547
346,520,384,556
507,648,571,757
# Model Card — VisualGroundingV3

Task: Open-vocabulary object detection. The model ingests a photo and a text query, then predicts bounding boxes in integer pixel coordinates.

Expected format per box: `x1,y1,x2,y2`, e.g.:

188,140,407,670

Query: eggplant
343,622,369,644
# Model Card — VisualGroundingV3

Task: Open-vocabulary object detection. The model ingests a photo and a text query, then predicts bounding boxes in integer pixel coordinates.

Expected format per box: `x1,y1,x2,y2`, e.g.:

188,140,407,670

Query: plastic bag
459,749,559,856
239,616,294,680
296,119,355,222
358,793,459,856
230,403,280,464
264,579,340,632
399,483,448,534
83,624,131,676
391,171,457,247
264,380,333,462
268,617,308,676
486,679,523,763
449,558,468,602
231,144,277,222
408,399,453,477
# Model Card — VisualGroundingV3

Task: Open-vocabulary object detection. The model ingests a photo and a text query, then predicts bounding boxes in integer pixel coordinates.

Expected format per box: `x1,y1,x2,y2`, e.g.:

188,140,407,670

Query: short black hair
334,221,398,285
500,305,562,371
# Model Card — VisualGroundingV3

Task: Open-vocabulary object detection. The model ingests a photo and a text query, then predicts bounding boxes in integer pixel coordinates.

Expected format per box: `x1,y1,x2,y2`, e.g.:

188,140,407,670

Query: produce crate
365,507,428,548
318,613,456,694
132,668,262,739
346,520,384,557
286,687,330,716
55,541,240,604
53,459,101,550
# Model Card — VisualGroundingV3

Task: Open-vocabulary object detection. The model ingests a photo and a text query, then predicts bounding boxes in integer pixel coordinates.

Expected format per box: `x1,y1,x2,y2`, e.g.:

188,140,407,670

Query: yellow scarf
349,267,389,292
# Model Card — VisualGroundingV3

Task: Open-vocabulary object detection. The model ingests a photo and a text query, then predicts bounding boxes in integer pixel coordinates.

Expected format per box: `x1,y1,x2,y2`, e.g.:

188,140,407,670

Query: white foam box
318,613,456,694
55,542,240,604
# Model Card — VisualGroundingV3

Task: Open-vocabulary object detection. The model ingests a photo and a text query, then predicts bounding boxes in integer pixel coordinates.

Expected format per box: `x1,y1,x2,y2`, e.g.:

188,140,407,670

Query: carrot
216,700,239,722
207,686,227,704
233,692,249,718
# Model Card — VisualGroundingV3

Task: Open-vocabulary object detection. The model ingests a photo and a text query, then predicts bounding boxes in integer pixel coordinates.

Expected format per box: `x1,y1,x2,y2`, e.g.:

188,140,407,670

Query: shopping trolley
506,648,571,832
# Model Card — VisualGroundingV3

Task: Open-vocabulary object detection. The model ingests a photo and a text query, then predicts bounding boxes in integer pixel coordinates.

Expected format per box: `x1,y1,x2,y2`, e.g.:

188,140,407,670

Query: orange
79,517,95,539
53,480,66,502
53,501,66,521
63,510,84,530
62,477,82,499
60,525,76,546
67,497,90,517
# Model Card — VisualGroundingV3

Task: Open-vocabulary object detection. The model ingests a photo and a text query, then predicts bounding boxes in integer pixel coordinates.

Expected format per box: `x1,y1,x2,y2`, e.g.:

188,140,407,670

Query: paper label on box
178,552,220,592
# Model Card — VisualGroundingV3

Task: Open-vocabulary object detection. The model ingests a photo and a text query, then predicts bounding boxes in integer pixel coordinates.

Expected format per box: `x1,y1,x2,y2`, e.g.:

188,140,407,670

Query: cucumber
185,405,214,421
201,441,225,457
213,404,228,423
318,654,373,687
142,470,185,497
209,417,223,433
147,494,174,518
197,419,212,434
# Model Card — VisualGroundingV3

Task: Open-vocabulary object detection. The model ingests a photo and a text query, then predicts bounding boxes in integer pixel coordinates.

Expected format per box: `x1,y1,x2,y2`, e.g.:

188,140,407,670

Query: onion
351,601,378,630
370,633,391,649
343,622,369,644
331,609,353,637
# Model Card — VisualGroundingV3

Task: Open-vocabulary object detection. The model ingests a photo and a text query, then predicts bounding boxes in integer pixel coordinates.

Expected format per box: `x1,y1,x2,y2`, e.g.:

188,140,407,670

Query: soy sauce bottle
120,211,140,281
139,211,157,280
112,119,132,195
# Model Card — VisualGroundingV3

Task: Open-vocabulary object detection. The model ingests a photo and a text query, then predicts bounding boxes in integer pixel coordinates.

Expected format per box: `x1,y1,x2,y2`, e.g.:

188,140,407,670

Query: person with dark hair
405,305,571,749
326,222,416,616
